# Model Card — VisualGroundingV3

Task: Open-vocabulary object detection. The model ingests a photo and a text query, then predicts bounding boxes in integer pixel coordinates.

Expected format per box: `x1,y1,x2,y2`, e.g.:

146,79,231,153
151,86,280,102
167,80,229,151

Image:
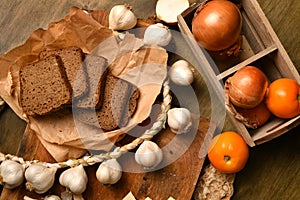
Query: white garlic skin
0,160,24,189
44,195,61,200
109,4,137,31
135,141,163,169
59,165,88,195
25,164,57,194
168,60,194,86
167,107,192,134
23,196,38,200
96,159,122,185
143,23,172,46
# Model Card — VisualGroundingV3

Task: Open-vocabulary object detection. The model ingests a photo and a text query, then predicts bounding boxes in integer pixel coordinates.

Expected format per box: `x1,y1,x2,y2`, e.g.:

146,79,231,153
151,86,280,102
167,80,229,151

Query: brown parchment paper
0,7,168,161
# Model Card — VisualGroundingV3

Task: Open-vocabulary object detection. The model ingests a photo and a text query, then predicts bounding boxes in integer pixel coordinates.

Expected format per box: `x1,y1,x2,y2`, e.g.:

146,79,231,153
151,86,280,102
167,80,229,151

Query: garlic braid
0,79,172,168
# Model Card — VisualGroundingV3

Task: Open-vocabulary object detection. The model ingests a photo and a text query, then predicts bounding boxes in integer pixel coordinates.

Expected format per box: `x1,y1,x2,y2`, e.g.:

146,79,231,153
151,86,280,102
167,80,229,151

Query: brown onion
226,66,269,109
192,0,242,51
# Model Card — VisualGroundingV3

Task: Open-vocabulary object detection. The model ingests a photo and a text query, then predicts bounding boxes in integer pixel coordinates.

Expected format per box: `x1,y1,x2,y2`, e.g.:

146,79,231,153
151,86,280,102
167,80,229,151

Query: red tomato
208,131,249,173
266,78,300,119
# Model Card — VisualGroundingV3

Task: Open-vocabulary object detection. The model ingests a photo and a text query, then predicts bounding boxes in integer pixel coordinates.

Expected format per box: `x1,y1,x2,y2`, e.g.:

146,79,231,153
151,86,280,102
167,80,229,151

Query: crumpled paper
0,7,168,161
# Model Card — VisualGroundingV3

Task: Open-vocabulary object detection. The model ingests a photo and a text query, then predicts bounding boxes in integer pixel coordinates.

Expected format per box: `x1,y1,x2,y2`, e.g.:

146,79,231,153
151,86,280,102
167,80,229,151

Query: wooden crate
178,0,300,147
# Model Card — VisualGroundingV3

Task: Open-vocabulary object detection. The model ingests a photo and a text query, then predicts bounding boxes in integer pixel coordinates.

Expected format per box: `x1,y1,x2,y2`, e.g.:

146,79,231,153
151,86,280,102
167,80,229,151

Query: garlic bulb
23,196,38,200
59,165,88,195
44,195,61,200
143,23,172,46
96,159,122,185
167,107,192,134
109,4,137,31
0,160,24,189
25,164,57,194
135,141,163,169
168,60,194,86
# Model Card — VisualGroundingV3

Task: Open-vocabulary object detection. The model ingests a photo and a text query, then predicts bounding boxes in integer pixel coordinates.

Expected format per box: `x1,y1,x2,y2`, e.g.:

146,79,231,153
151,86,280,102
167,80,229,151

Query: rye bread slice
19,55,72,116
74,74,139,131
119,88,140,127
75,55,108,109
39,46,87,99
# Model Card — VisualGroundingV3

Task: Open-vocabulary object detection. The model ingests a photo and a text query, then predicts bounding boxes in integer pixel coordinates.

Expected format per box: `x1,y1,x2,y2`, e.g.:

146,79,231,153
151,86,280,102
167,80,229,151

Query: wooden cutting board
0,116,215,200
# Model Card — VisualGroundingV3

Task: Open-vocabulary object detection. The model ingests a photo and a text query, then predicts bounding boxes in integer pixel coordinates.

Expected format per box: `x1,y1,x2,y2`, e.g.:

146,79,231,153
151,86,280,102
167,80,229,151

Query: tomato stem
224,155,231,163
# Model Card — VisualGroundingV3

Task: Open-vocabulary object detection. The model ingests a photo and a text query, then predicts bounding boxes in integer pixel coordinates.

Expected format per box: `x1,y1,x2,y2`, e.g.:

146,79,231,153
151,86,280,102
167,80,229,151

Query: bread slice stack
39,47,87,99
73,74,140,131
19,47,139,131
75,55,108,109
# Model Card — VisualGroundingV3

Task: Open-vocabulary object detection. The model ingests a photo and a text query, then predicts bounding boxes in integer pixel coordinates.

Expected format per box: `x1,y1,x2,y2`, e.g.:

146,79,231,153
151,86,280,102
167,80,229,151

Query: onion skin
236,101,271,128
228,66,269,109
192,0,242,51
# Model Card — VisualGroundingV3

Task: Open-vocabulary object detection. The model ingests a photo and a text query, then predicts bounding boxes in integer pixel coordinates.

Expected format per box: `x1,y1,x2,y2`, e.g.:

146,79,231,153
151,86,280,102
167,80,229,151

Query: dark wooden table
0,0,299,199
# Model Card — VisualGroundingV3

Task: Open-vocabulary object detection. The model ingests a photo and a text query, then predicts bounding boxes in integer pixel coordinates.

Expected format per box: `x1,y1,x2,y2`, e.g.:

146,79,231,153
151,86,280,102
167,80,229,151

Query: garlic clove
96,159,122,185
135,141,163,169
167,107,192,134
61,190,73,200
23,196,38,200
59,165,88,195
143,23,172,46
44,195,61,200
0,160,24,189
73,194,85,200
109,4,137,31
168,60,194,86
25,164,57,194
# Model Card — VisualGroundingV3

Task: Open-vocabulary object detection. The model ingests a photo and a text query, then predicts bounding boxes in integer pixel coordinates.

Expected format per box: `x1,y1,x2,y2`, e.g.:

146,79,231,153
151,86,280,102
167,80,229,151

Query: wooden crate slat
241,0,274,47
241,11,266,52
178,14,226,103
241,0,300,81
254,115,300,144
217,45,278,80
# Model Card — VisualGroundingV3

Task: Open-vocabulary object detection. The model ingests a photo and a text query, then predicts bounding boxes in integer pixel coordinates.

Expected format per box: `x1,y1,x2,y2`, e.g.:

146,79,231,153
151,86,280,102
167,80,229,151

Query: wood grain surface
0,0,299,199
1,116,214,200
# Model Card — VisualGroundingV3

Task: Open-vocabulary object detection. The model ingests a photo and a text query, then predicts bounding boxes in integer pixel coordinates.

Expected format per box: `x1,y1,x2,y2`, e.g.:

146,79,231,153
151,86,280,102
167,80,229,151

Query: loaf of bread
74,74,139,131
19,55,72,116
39,46,87,99
75,55,108,109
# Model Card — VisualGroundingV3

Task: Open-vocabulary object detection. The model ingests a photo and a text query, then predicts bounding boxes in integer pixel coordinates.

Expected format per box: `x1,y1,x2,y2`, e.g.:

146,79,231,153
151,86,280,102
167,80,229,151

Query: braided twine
0,79,172,169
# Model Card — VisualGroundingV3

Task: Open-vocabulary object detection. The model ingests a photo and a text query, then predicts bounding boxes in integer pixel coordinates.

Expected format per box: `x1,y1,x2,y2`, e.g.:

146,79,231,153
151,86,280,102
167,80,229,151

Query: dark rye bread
119,88,140,127
74,74,139,131
75,55,108,109
19,55,72,116
39,46,87,99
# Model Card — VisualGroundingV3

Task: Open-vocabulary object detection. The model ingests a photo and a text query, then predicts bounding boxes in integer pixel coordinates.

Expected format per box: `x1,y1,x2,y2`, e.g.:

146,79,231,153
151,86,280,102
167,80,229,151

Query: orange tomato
266,78,300,119
208,131,249,173
236,101,271,128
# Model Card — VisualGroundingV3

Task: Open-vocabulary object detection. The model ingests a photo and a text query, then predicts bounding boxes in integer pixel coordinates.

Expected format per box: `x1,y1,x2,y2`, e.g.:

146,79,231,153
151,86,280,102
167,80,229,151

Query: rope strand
0,79,172,169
